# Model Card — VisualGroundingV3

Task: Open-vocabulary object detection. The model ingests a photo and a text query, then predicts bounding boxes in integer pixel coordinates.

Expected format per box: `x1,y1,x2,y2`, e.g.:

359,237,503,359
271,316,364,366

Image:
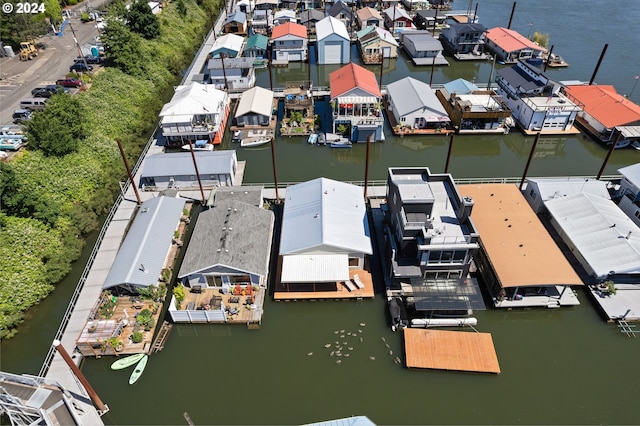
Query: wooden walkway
403,328,501,374
274,267,375,301
151,321,173,353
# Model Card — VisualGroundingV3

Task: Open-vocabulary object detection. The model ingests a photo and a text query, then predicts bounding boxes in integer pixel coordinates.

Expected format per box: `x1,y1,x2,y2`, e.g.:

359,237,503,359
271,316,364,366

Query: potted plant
131,330,144,344
173,284,186,309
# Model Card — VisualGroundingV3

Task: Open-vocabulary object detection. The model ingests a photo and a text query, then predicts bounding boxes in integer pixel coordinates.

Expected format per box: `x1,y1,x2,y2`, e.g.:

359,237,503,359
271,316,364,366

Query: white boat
182,140,214,151
240,136,272,148
307,133,318,144
631,141,640,151
231,130,242,143
330,139,352,148
324,132,343,141
411,317,478,327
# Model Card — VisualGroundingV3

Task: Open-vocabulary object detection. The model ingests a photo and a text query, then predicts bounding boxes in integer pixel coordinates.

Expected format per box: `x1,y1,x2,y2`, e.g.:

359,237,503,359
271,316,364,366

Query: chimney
457,196,474,222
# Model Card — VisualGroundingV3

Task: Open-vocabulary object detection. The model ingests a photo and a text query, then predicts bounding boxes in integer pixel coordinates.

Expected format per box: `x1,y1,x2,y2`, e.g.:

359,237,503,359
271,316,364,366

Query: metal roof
209,33,245,57
386,77,450,120
402,32,443,51
103,196,185,289
497,64,546,92
300,9,324,23
526,178,611,202
235,86,274,117
280,254,349,283
443,78,479,95
178,200,274,278
141,150,237,179
279,178,373,255
245,33,268,51
159,83,227,124
304,416,376,426
545,192,640,278
224,10,246,24
316,16,350,41
619,163,640,187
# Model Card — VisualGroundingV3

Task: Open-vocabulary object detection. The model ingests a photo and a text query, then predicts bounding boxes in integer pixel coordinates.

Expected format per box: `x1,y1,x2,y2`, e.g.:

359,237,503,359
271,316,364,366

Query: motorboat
388,297,408,332
630,141,640,151
330,138,352,148
231,130,242,143
182,140,214,151
241,136,272,148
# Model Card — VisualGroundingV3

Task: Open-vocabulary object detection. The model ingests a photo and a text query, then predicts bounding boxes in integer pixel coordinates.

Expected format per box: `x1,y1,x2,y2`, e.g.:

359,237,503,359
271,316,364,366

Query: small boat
606,138,630,149
129,354,148,384
182,140,214,151
330,139,352,148
307,133,318,144
631,141,640,151
240,136,272,148
231,130,242,143
110,353,145,370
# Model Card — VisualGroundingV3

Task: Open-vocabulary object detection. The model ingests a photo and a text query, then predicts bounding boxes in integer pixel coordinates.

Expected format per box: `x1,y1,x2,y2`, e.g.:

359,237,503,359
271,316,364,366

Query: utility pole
519,132,540,190
116,139,142,205
186,140,206,204
67,21,89,72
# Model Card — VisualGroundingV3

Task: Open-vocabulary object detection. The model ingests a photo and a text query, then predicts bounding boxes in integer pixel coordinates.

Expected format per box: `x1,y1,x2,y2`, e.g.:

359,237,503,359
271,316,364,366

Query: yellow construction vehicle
19,40,38,61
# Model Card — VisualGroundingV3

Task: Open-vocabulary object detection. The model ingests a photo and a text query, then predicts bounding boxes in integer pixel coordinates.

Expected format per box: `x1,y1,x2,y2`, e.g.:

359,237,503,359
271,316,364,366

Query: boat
128,354,148,384
181,140,214,151
411,317,478,327
605,138,630,149
231,130,242,143
307,133,318,144
330,139,352,148
388,297,408,332
631,141,640,151
110,353,145,370
240,136,272,148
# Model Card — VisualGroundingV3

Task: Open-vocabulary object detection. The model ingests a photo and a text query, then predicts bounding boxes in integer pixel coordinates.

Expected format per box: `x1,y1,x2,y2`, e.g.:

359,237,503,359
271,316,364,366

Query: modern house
207,57,256,90
140,150,238,189
223,11,248,35
159,82,230,146
250,9,272,35
386,76,451,131
412,9,447,31
484,27,547,63
401,31,449,66
356,25,398,64
171,198,274,323
299,9,324,34
327,1,355,33
243,33,268,61
254,0,277,10
382,5,414,34
277,177,373,297
329,62,384,142
522,177,611,214
102,195,186,294
383,167,486,316
459,183,584,308
436,87,512,133
495,60,580,133
209,33,245,58
270,22,308,63
356,7,384,29
563,84,640,146
234,85,275,127
439,23,488,59
616,164,640,227
316,16,350,65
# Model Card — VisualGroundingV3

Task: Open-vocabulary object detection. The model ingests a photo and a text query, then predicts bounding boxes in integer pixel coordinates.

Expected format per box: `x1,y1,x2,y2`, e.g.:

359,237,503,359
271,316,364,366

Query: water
3,0,640,424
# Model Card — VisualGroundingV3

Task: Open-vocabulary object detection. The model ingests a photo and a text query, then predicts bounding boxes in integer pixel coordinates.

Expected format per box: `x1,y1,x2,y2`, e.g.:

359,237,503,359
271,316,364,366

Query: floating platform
403,328,500,374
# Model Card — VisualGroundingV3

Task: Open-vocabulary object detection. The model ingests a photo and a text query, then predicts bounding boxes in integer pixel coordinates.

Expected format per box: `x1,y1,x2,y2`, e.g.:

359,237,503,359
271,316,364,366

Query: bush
131,330,144,343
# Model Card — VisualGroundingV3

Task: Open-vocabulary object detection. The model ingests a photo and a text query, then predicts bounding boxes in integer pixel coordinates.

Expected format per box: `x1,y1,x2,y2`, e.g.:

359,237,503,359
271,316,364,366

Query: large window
428,250,467,264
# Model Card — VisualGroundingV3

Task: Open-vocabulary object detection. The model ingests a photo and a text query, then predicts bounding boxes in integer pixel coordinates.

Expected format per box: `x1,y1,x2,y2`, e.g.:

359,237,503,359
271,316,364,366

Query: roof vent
233,208,237,212
139,264,146,272
141,208,149,213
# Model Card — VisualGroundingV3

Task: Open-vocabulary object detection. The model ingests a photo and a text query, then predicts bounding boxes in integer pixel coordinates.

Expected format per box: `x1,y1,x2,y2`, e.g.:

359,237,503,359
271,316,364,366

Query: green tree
127,0,161,39
176,0,187,18
102,18,147,76
25,94,86,156
43,0,63,25
199,0,222,31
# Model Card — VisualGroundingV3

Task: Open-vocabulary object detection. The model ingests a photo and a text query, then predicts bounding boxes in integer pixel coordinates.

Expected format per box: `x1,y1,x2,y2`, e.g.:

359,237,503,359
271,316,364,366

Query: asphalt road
0,5,106,124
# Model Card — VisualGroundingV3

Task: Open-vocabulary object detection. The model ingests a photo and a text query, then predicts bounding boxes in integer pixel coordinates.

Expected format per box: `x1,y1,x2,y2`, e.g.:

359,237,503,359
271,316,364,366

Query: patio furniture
191,285,202,294
353,274,365,289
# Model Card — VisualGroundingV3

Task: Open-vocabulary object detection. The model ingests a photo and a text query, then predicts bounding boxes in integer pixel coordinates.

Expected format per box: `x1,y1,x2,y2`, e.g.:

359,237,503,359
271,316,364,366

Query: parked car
69,63,94,73
12,109,32,124
56,78,84,88
31,84,66,98
74,55,102,64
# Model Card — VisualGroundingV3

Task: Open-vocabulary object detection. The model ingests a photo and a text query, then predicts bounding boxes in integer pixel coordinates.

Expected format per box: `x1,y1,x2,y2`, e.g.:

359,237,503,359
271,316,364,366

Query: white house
270,22,308,63
207,57,256,90
386,76,450,130
235,86,274,127
209,33,245,58
140,151,238,189
523,177,611,214
279,178,372,289
316,16,350,65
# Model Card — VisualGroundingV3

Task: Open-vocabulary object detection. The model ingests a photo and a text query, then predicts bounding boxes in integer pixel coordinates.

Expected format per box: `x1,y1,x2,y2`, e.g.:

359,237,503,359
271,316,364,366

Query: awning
281,254,349,283
337,96,378,105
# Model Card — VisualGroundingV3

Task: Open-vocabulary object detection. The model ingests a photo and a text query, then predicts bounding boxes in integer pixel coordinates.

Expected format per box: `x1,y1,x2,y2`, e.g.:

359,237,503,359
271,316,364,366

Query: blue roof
225,10,246,24
103,196,186,290
443,78,479,95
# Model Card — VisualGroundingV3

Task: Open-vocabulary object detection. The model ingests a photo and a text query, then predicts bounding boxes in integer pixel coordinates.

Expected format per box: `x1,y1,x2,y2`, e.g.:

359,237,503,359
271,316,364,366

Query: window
635,210,640,219
529,188,536,199
349,258,359,267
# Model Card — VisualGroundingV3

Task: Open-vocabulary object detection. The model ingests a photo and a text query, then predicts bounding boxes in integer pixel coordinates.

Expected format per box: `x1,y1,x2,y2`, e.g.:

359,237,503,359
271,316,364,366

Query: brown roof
357,7,382,21
459,183,583,288
485,27,547,54
564,84,640,129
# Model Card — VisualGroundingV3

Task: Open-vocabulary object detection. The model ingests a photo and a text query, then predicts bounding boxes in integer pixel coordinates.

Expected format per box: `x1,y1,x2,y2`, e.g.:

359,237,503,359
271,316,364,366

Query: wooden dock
403,328,501,374
151,321,173,353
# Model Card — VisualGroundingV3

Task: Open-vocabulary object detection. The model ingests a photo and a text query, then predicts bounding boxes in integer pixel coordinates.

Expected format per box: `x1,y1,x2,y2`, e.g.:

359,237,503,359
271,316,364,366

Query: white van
19,98,47,111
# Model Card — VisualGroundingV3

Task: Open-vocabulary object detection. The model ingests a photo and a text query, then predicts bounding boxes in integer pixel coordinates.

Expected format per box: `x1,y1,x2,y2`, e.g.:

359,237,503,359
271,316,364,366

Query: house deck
274,269,375,300
384,98,455,136
179,286,266,324
403,328,501,374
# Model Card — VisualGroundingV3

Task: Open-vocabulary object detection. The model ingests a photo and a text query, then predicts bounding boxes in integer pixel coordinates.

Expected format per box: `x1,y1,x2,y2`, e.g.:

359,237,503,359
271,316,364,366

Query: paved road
0,5,106,124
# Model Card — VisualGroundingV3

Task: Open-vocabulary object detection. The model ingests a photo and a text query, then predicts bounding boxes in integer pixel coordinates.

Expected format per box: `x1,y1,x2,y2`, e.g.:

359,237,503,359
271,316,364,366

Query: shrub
131,330,144,343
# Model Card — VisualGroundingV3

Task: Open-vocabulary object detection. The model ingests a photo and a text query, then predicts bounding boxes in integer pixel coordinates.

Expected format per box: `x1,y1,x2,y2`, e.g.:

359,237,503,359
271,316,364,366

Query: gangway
617,320,637,337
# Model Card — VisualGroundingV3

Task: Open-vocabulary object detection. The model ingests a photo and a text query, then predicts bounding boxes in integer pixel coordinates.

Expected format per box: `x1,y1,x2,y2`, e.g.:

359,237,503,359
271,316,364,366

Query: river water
2,0,640,425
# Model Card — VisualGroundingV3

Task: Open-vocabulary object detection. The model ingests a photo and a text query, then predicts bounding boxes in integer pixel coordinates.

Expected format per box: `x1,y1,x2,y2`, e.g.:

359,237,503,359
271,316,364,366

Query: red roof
564,84,640,128
485,27,547,54
270,22,307,40
329,63,381,99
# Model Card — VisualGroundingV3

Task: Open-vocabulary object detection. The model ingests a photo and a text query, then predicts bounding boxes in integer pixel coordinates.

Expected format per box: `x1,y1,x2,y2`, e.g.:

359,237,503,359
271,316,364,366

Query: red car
55,78,84,88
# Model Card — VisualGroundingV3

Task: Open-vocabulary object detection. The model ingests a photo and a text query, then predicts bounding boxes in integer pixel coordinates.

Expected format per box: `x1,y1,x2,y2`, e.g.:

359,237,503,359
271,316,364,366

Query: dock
151,321,173,353
403,328,501,374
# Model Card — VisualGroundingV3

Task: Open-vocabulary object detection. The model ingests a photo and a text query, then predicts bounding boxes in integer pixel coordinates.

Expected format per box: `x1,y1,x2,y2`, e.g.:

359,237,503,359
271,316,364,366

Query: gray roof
207,57,255,70
141,151,237,179
386,76,449,119
212,185,265,207
225,10,247,24
103,196,186,289
619,163,640,187
403,32,443,51
497,63,546,92
178,200,274,278
299,9,324,23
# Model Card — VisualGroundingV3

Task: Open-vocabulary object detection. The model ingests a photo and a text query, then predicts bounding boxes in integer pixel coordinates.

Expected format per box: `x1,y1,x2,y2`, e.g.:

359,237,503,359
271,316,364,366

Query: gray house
140,151,238,189
299,9,324,34
386,77,451,130
439,23,487,57
316,16,350,65
401,31,449,66
207,57,256,90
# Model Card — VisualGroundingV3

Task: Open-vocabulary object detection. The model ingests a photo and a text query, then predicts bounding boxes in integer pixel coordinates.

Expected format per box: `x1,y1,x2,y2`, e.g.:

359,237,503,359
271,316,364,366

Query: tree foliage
127,0,161,39
25,93,86,156
0,1,49,48
102,18,148,76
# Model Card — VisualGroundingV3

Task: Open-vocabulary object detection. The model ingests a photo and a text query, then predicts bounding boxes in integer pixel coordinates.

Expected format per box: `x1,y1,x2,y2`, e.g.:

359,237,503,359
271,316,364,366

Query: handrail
39,129,158,377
